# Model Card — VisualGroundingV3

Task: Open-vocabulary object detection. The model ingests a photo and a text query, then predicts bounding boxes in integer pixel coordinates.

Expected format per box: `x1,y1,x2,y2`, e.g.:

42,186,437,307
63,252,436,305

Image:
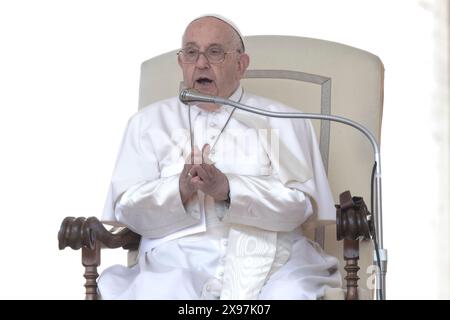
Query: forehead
183,17,236,47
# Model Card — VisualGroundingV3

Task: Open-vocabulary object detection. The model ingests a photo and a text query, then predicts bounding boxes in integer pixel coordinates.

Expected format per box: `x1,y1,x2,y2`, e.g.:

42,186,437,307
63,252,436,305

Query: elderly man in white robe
98,14,341,300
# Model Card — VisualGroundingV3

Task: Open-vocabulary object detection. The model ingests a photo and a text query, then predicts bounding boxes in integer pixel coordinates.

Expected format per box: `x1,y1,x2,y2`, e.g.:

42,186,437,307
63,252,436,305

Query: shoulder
244,92,304,114
126,96,182,128
133,96,180,120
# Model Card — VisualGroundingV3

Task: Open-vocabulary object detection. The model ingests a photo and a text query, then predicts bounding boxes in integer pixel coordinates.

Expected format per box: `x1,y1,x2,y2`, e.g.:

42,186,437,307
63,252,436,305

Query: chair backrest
138,35,384,294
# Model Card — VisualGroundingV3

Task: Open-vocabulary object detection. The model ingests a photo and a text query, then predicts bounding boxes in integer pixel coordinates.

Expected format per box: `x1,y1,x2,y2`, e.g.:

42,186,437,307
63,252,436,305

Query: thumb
202,144,211,161
185,146,203,164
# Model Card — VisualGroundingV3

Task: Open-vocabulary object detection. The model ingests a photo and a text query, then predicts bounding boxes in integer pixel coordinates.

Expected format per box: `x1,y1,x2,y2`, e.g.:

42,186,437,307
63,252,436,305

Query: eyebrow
183,42,224,48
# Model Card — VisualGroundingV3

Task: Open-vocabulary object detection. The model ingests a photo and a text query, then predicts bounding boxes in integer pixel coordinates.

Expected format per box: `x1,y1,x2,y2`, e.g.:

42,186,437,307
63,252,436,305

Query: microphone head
179,88,192,103
179,88,216,104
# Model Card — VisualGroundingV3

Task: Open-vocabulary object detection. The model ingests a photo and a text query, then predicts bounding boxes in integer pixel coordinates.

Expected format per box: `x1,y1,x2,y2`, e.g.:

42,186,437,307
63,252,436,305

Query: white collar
189,85,243,118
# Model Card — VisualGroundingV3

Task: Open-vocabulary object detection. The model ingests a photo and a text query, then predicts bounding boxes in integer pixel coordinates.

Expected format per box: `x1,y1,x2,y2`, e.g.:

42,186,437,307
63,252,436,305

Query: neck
191,85,242,112
196,102,221,112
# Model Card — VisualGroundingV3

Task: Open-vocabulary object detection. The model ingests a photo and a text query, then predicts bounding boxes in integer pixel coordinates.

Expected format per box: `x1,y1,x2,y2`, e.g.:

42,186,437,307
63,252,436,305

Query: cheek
222,66,239,86
181,66,195,85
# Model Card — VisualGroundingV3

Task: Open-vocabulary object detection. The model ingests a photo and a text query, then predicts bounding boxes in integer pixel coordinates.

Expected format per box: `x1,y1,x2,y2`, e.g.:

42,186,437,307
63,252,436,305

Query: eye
184,48,198,56
208,47,223,56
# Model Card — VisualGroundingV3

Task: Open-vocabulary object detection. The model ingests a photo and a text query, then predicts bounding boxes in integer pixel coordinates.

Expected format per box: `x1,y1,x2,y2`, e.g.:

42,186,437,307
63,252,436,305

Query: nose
195,52,210,69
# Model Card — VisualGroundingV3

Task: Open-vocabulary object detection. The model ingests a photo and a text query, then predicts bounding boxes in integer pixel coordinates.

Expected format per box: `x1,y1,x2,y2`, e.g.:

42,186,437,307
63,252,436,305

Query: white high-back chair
59,35,384,300
138,35,384,299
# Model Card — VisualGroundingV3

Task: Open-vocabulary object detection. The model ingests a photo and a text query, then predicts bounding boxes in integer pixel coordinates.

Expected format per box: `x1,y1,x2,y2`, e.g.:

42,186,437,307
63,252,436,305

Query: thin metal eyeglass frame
177,49,241,64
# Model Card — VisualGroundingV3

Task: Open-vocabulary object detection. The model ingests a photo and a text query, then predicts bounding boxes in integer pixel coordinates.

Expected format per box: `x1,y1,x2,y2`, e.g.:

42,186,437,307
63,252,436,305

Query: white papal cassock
98,86,342,299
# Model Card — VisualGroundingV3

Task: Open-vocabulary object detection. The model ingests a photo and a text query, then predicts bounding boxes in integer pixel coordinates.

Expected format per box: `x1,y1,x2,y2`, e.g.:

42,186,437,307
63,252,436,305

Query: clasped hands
180,144,230,205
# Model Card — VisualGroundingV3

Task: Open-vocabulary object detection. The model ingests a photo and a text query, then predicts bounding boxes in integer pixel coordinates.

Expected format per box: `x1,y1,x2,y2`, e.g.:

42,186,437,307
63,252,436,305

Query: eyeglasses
177,46,240,64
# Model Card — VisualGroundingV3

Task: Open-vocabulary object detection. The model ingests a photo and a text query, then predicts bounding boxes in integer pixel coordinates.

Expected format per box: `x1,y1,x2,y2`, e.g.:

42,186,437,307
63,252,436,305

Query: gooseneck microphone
180,89,218,104
180,88,387,300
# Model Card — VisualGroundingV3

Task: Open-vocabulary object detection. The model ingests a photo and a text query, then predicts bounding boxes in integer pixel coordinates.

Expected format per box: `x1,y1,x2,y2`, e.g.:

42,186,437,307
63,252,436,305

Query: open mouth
195,77,213,85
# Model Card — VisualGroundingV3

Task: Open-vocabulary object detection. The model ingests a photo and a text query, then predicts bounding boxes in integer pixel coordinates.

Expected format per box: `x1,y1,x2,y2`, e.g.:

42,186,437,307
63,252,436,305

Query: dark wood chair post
336,190,372,300
82,240,101,300
344,238,360,300
59,216,141,300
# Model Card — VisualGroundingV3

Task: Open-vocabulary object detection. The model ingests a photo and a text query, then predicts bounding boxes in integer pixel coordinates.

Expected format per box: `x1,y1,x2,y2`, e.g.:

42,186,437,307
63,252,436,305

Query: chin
196,102,221,111
193,83,218,96
196,88,217,96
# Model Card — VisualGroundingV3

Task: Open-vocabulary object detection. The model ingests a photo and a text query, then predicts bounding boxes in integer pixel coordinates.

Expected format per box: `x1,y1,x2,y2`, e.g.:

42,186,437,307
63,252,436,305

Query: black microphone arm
180,88,388,300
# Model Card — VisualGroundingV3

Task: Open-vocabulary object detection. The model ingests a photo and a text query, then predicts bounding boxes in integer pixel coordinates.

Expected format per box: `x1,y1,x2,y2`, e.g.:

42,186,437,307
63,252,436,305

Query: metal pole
212,96,388,300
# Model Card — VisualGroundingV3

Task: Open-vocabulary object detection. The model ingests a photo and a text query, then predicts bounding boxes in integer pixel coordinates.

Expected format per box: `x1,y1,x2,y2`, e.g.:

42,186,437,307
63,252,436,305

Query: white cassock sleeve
232,103,336,228
224,175,312,232
115,176,201,238
102,113,200,238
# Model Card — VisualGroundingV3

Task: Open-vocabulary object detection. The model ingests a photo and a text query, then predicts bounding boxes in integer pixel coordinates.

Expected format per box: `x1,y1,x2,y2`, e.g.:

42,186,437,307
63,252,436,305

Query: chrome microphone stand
180,89,388,300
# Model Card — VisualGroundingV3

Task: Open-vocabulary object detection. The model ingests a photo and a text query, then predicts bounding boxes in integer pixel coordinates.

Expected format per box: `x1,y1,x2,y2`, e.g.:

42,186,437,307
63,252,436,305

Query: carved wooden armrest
335,191,372,300
58,216,141,300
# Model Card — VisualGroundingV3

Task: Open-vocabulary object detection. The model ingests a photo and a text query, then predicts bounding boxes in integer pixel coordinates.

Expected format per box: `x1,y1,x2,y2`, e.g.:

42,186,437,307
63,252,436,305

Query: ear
177,54,183,68
237,53,250,77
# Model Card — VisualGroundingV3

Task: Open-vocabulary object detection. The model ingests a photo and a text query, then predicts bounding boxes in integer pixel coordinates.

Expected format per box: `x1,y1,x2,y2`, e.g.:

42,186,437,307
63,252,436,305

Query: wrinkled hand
179,145,230,204
189,145,230,201
189,163,230,201
179,146,202,204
